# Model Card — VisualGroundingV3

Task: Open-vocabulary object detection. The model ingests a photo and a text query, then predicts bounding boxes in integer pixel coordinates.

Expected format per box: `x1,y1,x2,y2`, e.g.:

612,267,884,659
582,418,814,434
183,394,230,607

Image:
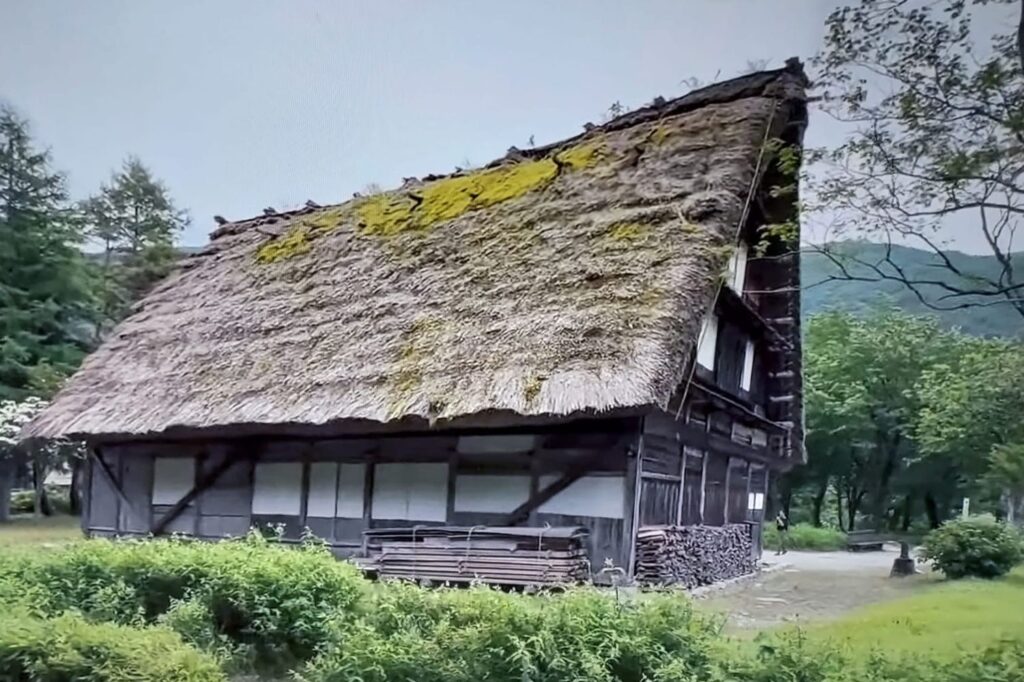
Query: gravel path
698,545,936,630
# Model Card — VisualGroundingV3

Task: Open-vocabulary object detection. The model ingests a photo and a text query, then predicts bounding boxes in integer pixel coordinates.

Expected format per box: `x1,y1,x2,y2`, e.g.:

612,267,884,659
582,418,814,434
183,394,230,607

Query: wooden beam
90,449,148,531
675,447,687,525
502,452,602,525
676,421,782,468
699,450,708,524
640,471,681,483
152,455,236,536
626,436,644,579
723,457,733,524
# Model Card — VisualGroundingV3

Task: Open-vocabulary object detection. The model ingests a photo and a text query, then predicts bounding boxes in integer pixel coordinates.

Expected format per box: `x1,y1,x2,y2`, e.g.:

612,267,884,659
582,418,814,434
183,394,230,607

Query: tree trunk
69,457,82,516
924,492,940,529
1018,0,1024,74
847,494,858,531
835,483,845,532
900,495,912,532
0,458,13,523
31,456,50,518
811,480,828,527
780,480,793,519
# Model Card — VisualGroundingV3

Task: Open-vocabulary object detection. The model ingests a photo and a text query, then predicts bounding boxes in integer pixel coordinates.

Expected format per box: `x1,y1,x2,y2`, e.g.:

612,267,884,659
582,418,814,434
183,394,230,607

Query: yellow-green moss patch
386,317,446,418
607,222,649,242
257,225,312,263
523,374,546,405
651,126,671,146
256,208,348,264
358,159,560,237
555,140,605,170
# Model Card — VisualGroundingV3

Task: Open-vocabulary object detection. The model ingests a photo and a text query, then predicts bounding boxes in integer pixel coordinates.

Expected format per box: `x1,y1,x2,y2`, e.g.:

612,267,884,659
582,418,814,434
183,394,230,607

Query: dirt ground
698,545,937,630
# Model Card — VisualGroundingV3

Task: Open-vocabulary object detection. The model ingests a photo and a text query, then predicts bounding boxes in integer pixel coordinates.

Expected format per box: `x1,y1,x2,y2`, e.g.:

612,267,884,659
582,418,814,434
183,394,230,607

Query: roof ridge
208,60,807,242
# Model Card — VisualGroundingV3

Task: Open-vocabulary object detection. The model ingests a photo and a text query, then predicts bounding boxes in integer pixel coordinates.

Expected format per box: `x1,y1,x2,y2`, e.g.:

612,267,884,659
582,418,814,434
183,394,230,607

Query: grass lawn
796,567,1024,658
0,514,83,547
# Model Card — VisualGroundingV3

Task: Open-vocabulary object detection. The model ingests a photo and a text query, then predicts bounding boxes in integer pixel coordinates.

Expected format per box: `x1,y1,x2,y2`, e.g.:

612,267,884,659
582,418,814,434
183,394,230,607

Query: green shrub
299,583,725,682
0,610,224,681
9,486,72,515
921,515,1023,579
763,523,847,552
0,532,365,671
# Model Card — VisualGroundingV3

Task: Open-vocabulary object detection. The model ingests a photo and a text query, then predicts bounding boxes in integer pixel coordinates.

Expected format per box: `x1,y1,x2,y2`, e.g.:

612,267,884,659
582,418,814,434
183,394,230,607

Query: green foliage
81,156,188,333
763,523,847,552
796,310,959,529
788,308,1024,533
0,533,365,671
921,515,1023,579
0,610,224,682
9,486,71,515
0,106,95,401
811,0,1024,318
299,582,725,682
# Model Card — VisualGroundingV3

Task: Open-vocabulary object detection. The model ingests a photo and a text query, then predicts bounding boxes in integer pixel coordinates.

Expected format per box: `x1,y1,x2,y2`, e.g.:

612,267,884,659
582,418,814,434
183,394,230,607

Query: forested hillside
803,242,1024,339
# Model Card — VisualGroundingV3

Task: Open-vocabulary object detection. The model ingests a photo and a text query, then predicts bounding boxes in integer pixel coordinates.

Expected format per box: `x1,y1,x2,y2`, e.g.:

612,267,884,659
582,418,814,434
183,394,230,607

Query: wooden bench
846,529,885,552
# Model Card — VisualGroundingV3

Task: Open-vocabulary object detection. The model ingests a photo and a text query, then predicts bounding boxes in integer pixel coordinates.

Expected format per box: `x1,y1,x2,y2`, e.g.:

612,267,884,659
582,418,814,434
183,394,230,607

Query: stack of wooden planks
635,524,755,588
362,526,590,587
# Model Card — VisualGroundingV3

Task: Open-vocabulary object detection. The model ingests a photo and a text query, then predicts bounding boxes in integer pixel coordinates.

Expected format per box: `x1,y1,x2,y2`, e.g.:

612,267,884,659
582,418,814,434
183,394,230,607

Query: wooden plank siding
85,418,640,573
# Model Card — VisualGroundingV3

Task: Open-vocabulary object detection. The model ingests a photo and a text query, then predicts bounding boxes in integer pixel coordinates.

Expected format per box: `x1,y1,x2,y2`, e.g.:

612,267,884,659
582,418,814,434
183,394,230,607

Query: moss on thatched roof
26,65,807,440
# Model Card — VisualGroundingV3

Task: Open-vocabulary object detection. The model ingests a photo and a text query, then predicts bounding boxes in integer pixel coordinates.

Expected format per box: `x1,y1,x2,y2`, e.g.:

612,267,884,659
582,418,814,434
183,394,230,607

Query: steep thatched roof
26,65,807,440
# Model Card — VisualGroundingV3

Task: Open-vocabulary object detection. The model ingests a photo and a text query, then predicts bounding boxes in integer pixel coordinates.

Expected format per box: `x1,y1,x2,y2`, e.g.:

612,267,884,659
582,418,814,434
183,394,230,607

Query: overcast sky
0,1,1010,254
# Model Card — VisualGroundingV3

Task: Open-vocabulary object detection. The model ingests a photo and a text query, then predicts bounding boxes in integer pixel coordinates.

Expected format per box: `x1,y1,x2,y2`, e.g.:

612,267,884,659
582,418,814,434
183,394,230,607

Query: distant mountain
802,242,1024,339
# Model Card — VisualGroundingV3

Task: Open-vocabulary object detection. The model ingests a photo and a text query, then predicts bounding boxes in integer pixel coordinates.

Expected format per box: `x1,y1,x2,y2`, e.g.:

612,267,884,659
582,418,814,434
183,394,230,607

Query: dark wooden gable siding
714,318,748,395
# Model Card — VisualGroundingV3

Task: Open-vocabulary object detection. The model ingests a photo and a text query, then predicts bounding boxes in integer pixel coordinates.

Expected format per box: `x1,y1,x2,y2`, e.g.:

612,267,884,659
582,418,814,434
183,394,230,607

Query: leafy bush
763,523,847,552
921,515,1023,579
0,532,365,670
0,610,224,681
298,582,725,682
9,485,72,515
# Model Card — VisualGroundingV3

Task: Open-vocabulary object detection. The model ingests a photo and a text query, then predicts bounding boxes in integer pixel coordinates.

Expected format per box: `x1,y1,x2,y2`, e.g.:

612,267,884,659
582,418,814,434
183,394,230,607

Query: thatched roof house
26,63,807,587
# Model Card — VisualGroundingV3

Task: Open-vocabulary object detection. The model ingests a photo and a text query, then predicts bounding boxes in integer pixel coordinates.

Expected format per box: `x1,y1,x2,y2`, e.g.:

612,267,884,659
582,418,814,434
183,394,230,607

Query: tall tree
797,310,965,530
916,336,1024,523
0,106,94,400
811,0,1024,318
83,157,187,333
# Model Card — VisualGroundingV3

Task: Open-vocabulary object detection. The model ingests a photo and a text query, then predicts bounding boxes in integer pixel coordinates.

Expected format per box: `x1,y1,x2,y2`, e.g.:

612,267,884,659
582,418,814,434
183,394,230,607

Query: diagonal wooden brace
152,455,236,536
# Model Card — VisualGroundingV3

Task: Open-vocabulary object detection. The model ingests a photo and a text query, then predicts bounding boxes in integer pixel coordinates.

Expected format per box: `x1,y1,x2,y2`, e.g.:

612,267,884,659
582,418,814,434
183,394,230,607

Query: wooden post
723,457,733,524
445,450,458,523
699,450,708,524
675,447,687,525
299,458,311,531
743,460,752,522
626,436,644,579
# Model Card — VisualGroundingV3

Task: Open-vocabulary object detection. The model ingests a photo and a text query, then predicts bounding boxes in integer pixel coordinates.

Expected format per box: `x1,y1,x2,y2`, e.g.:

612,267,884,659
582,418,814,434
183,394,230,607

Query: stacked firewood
635,524,755,587
362,526,590,587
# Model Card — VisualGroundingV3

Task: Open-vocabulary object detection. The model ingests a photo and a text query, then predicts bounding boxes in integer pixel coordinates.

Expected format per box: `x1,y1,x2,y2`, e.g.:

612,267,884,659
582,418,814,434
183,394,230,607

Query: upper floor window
696,314,719,370
726,242,749,293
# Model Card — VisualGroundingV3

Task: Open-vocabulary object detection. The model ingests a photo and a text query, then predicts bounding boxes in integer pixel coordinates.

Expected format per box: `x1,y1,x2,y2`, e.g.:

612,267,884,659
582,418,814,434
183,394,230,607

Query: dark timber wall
85,419,639,573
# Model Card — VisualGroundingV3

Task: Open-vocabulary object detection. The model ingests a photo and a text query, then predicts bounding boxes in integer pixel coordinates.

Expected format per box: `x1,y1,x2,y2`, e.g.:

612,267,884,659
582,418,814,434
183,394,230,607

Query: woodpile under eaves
635,524,755,587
